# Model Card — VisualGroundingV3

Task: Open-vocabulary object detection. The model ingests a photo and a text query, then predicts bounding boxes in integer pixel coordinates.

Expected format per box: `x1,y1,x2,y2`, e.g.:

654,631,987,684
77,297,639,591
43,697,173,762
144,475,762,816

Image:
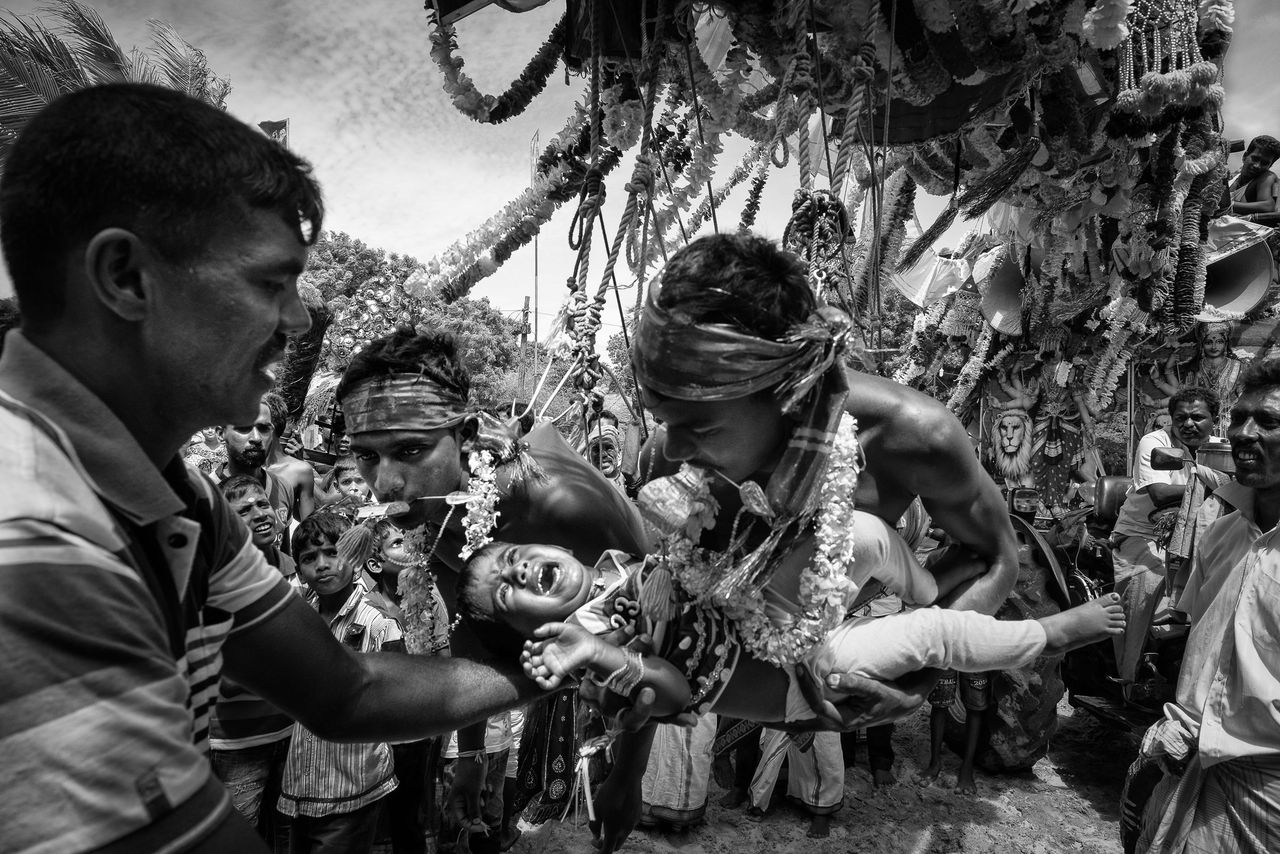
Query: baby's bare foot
1039,593,1125,656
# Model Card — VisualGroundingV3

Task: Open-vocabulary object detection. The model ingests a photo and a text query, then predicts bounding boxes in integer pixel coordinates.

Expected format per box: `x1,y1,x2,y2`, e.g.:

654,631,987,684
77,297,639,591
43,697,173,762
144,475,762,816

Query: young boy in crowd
363,518,451,854
317,453,372,511
209,475,304,851
278,512,402,853
223,474,302,590
456,523,1124,727
1229,134,1280,218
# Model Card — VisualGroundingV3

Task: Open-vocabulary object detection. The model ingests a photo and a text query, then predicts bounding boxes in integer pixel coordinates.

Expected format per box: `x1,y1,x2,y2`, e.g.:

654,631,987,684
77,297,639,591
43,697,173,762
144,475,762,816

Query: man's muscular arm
895,405,1019,614
800,400,1019,731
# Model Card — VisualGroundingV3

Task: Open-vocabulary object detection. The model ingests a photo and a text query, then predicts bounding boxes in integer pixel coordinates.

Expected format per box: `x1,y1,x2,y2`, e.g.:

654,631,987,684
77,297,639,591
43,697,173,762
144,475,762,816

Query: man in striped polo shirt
0,84,544,854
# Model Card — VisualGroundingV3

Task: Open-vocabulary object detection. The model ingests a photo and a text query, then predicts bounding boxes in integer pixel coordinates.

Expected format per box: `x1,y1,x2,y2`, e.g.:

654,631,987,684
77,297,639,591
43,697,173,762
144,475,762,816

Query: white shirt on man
1169,486,1280,766
1114,428,1188,540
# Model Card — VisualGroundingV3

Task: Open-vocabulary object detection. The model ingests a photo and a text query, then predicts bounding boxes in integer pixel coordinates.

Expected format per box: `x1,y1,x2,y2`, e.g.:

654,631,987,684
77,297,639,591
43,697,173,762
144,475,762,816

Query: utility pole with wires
530,131,540,388
517,295,531,398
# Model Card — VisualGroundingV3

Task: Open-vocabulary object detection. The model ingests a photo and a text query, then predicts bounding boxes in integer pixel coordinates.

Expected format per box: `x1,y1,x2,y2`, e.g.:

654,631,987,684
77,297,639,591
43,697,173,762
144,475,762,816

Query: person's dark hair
1239,357,1280,396
1168,385,1220,420
292,510,352,555
656,233,814,340
262,391,289,439
0,297,19,357
220,473,269,505
0,83,324,327
1246,135,1280,165
336,326,471,405
456,542,532,662
597,409,619,427
371,518,396,548
333,454,360,478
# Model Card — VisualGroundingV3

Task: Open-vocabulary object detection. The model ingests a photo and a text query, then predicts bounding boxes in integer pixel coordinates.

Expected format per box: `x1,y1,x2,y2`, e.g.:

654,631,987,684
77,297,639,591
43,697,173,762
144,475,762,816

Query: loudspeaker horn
1198,217,1276,320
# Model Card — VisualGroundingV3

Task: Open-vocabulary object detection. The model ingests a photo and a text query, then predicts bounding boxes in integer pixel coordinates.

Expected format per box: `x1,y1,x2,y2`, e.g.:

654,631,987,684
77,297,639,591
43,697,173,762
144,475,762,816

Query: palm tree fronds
145,18,209,100
0,41,71,144
43,0,128,84
0,12,90,91
126,46,159,88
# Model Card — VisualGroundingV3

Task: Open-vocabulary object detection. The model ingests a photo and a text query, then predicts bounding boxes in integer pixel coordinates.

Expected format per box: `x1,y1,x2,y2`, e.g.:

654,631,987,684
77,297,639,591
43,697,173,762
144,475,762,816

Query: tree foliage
306,230,523,405
0,1,230,166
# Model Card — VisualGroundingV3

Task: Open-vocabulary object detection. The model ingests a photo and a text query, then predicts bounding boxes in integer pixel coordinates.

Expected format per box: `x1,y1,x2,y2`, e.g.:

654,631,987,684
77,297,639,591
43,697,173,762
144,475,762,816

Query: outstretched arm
223,594,541,742
801,401,1019,731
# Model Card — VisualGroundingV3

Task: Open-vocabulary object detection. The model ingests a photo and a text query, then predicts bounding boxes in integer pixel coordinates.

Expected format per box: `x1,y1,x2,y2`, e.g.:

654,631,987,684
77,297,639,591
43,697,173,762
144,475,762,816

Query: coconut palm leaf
0,12,89,91
126,46,159,88
145,19,209,99
45,0,129,84
0,11,93,155
145,19,231,107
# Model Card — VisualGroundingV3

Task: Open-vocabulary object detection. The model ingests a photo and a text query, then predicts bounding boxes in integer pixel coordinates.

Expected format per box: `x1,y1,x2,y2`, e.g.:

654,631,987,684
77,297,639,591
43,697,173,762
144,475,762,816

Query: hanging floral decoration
308,0,1242,533
426,6,566,125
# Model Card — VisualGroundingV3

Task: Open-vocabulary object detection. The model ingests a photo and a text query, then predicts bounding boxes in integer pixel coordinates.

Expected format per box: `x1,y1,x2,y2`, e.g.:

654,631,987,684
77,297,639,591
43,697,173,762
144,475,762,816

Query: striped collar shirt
277,585,401,817
0,332,296,853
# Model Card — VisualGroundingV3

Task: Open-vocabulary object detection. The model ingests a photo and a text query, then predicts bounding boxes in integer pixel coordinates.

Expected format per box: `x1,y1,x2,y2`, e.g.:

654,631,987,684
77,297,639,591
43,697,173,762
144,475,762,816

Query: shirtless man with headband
336,328,649,833
585,233,1020,852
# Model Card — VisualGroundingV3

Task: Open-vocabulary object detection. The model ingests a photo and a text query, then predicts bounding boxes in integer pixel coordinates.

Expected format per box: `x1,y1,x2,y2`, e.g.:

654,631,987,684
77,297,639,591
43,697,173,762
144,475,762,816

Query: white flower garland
396,448,503,652
660,416,862,667
460,449,500,560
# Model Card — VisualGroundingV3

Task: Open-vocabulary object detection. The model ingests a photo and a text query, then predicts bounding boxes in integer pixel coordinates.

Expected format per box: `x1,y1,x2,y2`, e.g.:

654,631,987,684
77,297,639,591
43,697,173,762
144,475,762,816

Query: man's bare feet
719,787,748,809
956,770,977,794
919,759,942,784
712,753,735,790
1039,593,1125,656
872,768,896,787
807,814,831,838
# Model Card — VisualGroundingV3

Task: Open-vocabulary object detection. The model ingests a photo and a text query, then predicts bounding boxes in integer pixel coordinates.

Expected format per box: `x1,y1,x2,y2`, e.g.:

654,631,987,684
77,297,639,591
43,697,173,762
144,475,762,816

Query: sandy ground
509,697,1139,854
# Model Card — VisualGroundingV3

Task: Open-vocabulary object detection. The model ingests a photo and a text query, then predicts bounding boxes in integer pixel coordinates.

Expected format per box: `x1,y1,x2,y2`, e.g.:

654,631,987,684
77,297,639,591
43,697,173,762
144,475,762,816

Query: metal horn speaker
1199,218,1276,320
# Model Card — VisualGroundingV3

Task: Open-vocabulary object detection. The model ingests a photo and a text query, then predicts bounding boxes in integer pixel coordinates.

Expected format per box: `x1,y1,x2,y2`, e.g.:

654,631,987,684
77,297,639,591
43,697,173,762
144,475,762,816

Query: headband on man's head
340,373,469,434
632,281,851,415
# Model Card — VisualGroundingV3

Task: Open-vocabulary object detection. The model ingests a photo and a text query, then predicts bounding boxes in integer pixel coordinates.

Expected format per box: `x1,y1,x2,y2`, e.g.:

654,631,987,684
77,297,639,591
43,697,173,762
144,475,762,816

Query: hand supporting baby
521,621,613,690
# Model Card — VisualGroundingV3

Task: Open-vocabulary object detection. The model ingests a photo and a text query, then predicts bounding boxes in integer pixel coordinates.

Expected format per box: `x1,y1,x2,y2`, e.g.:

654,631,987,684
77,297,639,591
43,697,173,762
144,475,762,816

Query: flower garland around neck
657,415,861,668
396,448,502,652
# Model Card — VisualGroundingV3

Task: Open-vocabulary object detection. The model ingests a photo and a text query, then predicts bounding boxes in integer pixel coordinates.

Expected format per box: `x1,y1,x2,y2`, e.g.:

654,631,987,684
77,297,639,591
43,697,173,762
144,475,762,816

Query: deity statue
1184,320,1242,435
1028,334,1092,515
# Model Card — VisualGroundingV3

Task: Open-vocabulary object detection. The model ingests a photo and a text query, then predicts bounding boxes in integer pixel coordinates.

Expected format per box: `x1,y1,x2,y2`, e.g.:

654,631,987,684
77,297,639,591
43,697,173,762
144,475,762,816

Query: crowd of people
2,83,1278,854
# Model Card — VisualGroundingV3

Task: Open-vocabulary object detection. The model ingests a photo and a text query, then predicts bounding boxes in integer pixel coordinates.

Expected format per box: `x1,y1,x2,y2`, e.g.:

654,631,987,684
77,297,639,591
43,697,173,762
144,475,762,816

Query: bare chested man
587,233,1020,850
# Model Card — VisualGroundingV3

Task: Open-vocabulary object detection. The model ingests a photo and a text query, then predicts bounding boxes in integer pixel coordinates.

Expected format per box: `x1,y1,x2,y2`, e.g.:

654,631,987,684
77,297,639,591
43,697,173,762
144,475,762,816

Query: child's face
376,529,413,577
470,543,596,635
230,489,278,550
336,467,372,502
1243,146,1277,178
297,537,355,598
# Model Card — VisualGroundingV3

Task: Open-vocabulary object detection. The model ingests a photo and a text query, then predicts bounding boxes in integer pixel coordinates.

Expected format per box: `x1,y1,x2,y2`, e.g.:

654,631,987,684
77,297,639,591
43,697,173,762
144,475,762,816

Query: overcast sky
1,0,1275,336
